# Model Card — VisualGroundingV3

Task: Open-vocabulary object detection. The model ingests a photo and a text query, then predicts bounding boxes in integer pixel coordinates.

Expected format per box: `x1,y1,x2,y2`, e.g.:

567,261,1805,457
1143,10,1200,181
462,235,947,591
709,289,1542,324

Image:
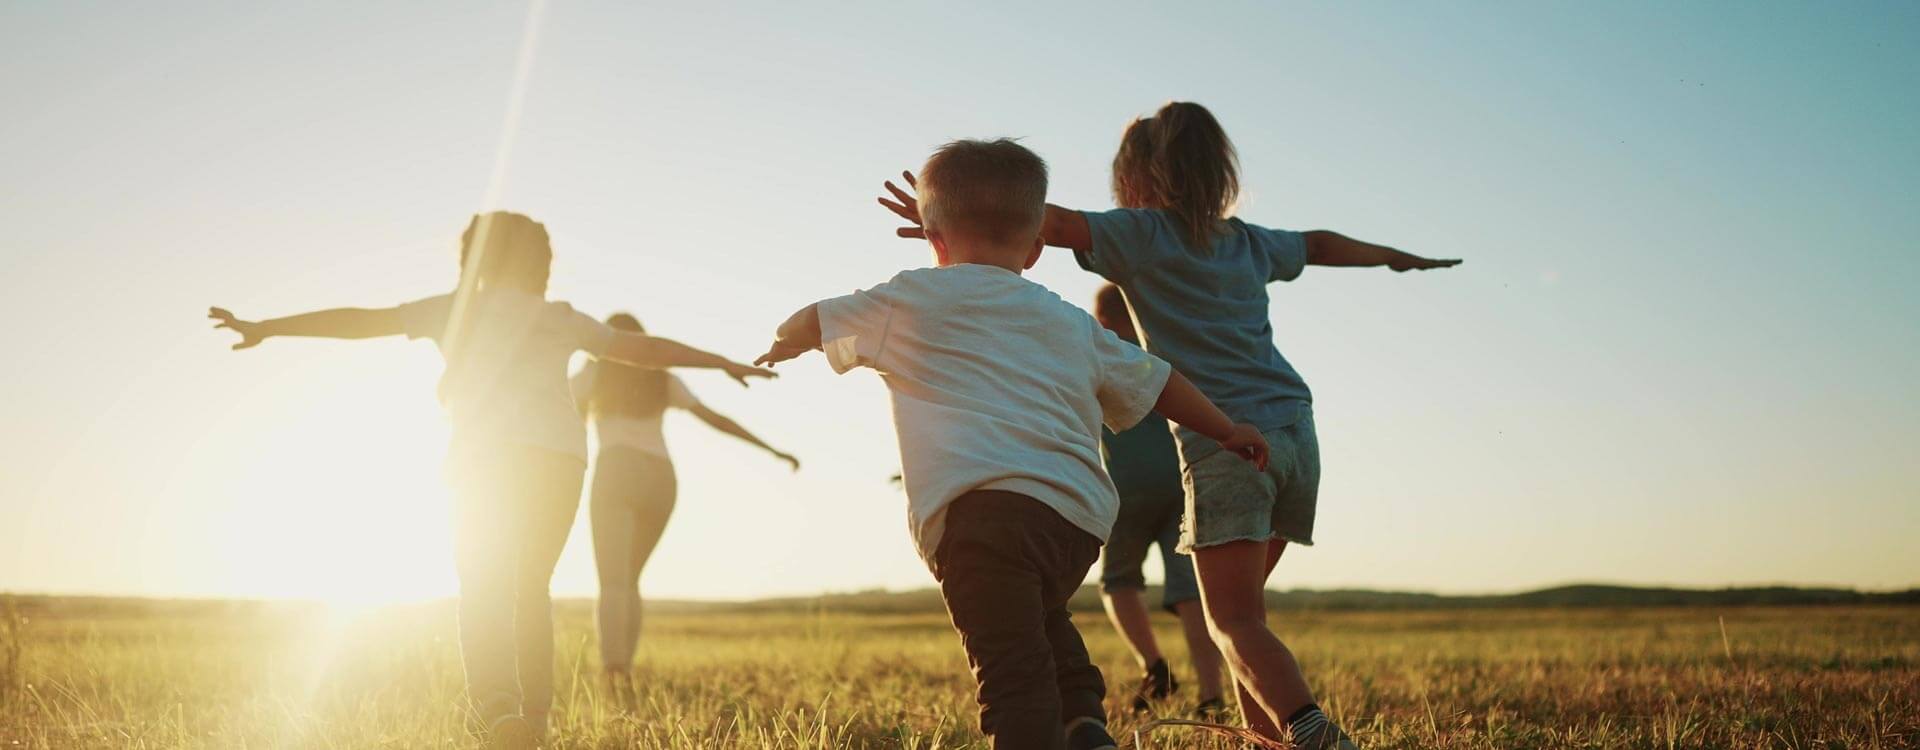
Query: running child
879,103,1459,749
757,139,1268,750
1089,283,1226,718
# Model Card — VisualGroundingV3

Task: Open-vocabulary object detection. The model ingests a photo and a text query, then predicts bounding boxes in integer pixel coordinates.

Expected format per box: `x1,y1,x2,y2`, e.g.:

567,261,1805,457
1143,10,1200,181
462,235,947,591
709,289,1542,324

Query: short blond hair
917,139,1048,245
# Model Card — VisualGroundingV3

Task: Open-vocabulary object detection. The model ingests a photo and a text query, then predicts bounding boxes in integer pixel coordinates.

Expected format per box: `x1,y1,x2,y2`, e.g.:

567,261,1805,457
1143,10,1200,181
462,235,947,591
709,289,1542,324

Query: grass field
1,598,1914,749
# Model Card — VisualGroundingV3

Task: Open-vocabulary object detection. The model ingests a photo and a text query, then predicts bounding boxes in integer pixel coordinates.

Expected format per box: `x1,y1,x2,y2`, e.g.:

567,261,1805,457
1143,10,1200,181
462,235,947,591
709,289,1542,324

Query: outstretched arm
1304,230,1460,271
207,306,406,350
687,404,800,471
1152,370,1270,469
601,333,776,387
876,171,1091,252
754,303,822,367
1039,204,1091,252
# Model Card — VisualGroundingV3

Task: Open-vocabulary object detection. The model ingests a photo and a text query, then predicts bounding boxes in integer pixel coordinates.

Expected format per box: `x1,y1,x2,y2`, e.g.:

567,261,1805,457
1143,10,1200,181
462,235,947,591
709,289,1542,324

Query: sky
1,1,1915,603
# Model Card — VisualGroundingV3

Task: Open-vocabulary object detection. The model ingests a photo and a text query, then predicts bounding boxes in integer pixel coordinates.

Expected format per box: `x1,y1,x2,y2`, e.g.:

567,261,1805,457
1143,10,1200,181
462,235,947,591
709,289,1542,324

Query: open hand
1389,254,1462,272
723,361,778,387
877,171,926,239
208,307,265,350
1220,423,1270,471
753,338,813,368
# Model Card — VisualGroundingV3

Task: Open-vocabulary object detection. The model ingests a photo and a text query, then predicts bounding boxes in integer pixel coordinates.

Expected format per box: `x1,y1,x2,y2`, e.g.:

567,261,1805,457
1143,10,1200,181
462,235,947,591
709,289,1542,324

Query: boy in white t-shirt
754,139,1269,750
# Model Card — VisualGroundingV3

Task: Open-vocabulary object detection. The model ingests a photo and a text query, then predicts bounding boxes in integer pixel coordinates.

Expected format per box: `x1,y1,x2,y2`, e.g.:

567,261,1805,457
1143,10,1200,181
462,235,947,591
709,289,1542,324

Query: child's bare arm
754,304,822,367
207,306,406,350
1039,205,1092,252
876,171,1091,251
1153,370,1270,469
602,333,776,387
1304,231,1460,271
687,404,801,471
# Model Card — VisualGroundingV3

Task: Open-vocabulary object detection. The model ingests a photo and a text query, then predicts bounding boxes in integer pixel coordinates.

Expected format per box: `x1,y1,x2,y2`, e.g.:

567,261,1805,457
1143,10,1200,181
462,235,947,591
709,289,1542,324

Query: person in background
1088,283,1226,718
573,311,799,705
209,211,774,750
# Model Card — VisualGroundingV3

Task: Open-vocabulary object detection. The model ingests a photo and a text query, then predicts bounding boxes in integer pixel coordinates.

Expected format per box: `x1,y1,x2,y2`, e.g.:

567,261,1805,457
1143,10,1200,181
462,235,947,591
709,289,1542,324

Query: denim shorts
1178,412,1321,553
1098,486,1200,611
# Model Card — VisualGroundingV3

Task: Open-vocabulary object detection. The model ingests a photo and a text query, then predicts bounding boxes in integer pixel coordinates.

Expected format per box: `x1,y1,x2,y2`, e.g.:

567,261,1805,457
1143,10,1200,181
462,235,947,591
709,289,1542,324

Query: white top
397,289,614,463
816,264,1172,566
570,368,701,458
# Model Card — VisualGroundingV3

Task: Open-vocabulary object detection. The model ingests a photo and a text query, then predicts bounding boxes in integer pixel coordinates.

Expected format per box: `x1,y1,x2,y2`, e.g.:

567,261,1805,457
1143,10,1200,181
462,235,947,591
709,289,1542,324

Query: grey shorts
1178,413,1321,553
1098,487,1200,611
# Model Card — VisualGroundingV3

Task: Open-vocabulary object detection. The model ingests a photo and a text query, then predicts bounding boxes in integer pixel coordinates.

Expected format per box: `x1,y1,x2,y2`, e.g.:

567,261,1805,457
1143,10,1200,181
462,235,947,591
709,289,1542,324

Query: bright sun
207,352,462,606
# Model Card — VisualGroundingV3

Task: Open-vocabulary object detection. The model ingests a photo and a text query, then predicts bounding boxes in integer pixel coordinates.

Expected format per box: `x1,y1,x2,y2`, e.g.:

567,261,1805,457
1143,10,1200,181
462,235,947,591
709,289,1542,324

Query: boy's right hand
1220,423,1271,471
877,171,926,239
753,338,813,368
208,307,266,350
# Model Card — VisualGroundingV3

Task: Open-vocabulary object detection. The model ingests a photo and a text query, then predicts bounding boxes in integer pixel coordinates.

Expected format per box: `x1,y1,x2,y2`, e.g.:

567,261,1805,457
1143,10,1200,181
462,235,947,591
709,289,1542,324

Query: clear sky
3,1,1916,603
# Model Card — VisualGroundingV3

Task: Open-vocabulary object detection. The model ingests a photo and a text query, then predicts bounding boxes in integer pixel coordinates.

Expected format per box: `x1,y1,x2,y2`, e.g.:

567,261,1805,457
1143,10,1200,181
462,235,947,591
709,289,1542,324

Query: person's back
1077,209,1314,461
994,101,1456,750
821,264,1158,550
398,287,611,462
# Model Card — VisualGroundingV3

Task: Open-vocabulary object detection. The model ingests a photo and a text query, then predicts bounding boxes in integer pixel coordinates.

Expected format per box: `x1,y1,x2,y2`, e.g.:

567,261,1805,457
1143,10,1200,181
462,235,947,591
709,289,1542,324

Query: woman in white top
209,213,774,750
573,312,798,697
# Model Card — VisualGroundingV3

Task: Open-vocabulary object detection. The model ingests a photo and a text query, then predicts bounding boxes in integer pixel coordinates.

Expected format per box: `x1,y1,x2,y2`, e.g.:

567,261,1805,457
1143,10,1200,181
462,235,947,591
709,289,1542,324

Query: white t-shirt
570,367,701,459
397,289,615,463
816,264,1172,566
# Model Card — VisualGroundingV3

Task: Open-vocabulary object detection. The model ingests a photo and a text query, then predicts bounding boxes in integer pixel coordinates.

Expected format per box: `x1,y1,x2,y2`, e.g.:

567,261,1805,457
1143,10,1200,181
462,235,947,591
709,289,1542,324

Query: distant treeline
6,584,1916,619
662,583,1920,615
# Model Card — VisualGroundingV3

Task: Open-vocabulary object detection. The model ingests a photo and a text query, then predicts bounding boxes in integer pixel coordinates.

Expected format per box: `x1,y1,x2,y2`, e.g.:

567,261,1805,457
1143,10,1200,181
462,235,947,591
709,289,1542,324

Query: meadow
1,597,1914,749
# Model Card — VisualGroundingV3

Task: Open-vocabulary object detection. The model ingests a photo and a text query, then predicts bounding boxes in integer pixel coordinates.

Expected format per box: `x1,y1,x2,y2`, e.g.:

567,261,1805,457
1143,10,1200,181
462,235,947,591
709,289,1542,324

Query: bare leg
1172,599,1225,703
1099,589,1164,669
1194,538,1310,740
622,462,676,671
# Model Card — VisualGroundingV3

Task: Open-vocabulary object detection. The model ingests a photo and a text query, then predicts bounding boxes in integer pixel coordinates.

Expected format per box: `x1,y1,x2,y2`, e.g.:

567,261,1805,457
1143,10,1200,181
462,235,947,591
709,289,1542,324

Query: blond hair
917,139,1049,245
1111,102,1240,249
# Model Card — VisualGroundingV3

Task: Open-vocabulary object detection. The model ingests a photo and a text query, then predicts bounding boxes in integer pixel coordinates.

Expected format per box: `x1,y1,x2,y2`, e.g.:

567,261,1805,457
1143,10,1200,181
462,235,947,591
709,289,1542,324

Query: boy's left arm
1304,230,1461,271
1152,371,1270,470
1093,321,1267,468
755,303,823,367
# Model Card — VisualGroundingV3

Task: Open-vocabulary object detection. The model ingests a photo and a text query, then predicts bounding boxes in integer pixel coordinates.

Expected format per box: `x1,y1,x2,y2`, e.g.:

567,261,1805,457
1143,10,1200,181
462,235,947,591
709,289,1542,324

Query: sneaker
1065,719,1119,750
1130,658,1178,711
487,714,537,750
1285,705,1358,750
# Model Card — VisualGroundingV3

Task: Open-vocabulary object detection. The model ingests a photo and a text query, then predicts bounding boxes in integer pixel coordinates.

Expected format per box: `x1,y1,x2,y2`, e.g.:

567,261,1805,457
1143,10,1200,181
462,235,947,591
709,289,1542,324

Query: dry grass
1,599,1913,748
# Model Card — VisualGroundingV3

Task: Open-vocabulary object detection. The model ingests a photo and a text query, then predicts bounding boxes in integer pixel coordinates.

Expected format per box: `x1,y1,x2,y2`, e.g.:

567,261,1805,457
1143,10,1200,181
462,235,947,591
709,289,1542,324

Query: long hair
437,211,555,404
1110,101,1240,249
457,211,552,295
587,313,670,419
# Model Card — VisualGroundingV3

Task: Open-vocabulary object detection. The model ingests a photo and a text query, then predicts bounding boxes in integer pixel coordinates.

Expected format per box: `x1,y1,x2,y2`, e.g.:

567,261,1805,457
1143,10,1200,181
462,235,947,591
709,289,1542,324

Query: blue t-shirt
1077,208,1313,463
1101,410,1184,502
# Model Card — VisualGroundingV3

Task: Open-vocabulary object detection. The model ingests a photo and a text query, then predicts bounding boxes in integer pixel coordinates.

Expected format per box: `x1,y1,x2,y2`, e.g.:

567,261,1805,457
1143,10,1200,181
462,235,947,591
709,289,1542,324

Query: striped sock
1284,703,1337,748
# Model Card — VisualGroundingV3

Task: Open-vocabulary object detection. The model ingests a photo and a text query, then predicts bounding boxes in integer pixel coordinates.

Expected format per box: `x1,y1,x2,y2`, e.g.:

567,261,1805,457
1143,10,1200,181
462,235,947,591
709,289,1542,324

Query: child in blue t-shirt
879,102,1458,749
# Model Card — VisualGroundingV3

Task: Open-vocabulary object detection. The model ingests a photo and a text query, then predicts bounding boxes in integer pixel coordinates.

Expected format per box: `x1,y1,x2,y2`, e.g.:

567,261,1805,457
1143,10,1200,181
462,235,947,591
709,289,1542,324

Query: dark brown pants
933,490,1107,750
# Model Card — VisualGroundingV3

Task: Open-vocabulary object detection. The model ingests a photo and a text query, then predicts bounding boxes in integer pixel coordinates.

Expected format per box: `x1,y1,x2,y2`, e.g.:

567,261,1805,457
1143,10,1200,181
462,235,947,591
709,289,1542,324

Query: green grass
2,599,1915,748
